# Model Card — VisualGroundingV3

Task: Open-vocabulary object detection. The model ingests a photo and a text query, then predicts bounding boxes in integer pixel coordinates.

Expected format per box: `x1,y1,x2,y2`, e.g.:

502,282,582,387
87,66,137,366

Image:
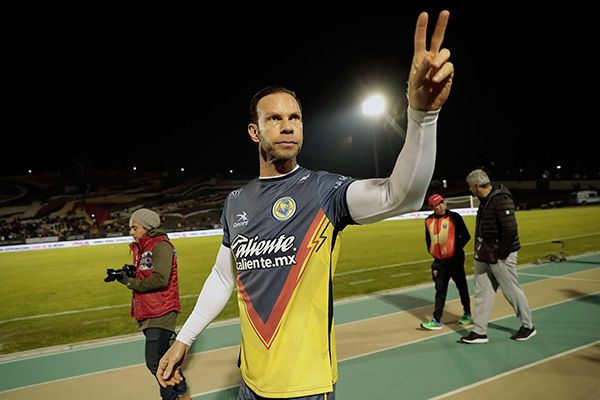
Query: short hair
466,169,491,187
249,86,302,125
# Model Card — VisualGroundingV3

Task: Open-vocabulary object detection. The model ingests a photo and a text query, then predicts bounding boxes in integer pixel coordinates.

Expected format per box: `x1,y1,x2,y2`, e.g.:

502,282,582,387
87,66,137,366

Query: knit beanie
130,208,161,230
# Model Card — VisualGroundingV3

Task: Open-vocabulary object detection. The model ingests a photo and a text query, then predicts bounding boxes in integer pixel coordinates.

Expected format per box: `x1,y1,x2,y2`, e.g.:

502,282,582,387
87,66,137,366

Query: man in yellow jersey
157,9,454,399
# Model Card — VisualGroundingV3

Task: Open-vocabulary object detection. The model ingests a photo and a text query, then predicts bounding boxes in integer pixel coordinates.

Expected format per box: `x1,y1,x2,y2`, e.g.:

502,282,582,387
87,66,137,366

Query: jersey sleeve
316,172,356,230
221,195,231,248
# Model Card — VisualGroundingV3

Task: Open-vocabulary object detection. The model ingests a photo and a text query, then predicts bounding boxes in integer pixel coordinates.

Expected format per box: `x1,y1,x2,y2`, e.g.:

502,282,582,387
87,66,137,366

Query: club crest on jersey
272,196,296,221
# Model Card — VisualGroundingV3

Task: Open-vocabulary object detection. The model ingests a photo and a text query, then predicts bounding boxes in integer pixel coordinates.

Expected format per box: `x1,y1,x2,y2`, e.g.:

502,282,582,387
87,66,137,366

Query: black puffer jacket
475,184,521,259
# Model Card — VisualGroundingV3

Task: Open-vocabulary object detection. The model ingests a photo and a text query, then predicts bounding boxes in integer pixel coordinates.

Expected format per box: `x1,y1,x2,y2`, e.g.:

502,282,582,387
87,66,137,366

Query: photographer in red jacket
111,208,191,400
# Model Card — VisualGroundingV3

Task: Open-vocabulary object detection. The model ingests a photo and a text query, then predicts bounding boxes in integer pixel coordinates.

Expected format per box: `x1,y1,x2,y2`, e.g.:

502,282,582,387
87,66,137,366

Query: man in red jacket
421,194,472,330
111,208,191,400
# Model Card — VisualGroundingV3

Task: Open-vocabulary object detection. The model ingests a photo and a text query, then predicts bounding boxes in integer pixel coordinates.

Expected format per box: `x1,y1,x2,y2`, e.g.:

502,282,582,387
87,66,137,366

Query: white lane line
338,232,600,277
339,290,600,354
337,258,431,276
430,340,600,399
3,244,599,324
0,293,200,324
190,384,240,399
350,279,374,285
520,272,600,283
390,272,412,278
520,232,600,247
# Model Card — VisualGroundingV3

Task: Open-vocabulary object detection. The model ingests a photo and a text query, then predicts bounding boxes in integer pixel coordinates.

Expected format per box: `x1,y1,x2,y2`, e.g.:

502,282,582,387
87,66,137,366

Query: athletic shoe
420,319,442,330
511,326,537,341
460,331,489,344
458,313,472,325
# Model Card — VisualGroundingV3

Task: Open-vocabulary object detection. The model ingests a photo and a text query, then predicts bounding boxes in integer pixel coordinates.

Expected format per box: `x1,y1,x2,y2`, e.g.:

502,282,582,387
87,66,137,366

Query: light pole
371,125,379,177
362,94,386,177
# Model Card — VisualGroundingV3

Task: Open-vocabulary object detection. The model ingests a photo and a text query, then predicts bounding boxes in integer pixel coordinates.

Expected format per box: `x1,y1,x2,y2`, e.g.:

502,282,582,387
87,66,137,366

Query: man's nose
281,119,294,134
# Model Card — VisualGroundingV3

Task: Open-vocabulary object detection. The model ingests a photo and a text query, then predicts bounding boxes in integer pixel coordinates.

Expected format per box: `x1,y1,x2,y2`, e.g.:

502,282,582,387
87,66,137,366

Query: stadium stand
1,170,599,246
0,171,249,245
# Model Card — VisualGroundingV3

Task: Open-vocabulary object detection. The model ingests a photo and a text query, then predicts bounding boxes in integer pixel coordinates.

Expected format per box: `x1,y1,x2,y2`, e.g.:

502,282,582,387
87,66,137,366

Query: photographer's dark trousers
144,328,188,400
431,257,471,322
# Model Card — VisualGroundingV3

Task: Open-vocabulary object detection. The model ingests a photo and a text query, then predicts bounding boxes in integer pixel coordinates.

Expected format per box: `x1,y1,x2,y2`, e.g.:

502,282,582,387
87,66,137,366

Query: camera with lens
104,264,136,283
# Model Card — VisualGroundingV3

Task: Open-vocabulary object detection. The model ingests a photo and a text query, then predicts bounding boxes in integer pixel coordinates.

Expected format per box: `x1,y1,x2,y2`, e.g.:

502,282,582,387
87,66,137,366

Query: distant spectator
420,193,472,331
461,169,536,344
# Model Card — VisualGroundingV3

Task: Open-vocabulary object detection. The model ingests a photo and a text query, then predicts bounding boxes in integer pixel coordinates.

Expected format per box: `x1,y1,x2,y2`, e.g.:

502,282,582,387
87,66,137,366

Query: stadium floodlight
180,167,185,172
362,94,386,116
133,166,137,171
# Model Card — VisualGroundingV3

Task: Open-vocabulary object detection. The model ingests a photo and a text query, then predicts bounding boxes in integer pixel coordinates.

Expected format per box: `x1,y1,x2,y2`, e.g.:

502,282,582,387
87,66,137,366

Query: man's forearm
176,245,235,345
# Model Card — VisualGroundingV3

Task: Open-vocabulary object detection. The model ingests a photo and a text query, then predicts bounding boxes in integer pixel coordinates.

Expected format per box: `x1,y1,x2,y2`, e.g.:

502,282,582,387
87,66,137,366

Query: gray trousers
473,252,533,335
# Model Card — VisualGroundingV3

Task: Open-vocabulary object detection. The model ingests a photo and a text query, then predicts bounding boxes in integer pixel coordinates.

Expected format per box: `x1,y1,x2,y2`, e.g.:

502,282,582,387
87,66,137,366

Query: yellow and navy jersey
221,166,355,398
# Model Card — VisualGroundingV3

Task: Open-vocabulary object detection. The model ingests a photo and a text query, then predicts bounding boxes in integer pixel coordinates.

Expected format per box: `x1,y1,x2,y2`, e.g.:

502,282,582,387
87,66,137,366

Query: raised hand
408,10,454,111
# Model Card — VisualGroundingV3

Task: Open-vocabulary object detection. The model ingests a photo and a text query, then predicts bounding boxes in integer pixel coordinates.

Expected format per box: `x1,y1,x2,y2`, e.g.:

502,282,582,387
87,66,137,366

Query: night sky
5,4,596,182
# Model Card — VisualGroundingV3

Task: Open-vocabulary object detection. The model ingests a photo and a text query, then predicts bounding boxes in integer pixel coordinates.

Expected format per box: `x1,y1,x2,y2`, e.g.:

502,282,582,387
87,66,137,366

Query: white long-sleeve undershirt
177,244,236,345
176,107,438,345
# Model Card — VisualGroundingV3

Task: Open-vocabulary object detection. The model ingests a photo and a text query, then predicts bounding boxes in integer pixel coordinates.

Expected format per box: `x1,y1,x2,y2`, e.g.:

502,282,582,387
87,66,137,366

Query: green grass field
1,205,599,355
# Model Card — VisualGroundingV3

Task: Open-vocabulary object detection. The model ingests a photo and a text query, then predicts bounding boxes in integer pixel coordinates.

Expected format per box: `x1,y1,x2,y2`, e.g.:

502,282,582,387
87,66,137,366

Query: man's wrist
407,107,439,125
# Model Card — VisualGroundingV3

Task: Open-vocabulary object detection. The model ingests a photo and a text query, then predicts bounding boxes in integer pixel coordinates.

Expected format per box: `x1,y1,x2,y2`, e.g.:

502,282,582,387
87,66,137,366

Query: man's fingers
429,10,450,53
156,363,168,388
156,361,180,387
157,378,168,388
158,358,173,381
413,12,429,54
413,55,431,84
174,369,183,382
431,48,451,69
433,62,454,84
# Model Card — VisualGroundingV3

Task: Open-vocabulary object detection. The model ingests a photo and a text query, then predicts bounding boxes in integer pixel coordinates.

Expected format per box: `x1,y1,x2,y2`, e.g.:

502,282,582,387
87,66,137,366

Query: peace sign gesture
408,10,454,111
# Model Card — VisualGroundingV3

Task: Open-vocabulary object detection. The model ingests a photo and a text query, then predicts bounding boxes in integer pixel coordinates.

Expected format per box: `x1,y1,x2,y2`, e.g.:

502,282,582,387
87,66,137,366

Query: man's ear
248,123,259,143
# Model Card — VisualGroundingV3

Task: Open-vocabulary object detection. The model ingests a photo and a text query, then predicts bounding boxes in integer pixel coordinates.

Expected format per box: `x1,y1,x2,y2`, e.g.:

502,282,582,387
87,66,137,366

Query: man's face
469,184,478,196
432,202,446,215
249,92,303,162
129,219,147,241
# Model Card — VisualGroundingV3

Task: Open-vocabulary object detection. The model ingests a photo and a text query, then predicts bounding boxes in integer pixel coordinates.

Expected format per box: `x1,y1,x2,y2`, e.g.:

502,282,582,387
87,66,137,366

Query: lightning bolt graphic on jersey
236,209,329,348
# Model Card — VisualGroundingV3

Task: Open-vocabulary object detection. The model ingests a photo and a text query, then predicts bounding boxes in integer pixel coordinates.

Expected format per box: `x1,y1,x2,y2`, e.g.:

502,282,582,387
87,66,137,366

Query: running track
1,253,599,399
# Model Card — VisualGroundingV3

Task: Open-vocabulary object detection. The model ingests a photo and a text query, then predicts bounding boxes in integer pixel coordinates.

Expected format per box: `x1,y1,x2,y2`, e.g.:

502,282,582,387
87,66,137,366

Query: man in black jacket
460,169,536,344
421,194,472,330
